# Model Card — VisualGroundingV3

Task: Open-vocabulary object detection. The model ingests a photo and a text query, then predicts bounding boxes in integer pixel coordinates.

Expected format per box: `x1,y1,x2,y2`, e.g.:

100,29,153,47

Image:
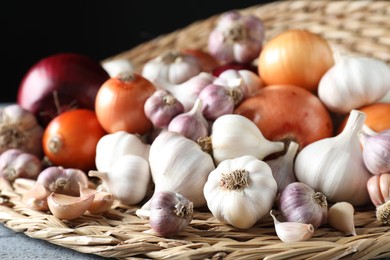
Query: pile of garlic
11,9,390,242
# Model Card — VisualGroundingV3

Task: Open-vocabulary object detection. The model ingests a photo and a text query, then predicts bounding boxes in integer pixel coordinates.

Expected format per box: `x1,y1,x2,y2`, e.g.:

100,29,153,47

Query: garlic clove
270,210,314,243
266,141,299,193
47,191,95,220
22,182,51,211
79,183,114,214
328,202,357,236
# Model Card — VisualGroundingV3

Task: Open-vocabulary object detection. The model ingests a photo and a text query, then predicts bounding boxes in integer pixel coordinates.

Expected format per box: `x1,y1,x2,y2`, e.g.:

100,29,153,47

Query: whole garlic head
203,155,277,229
208,10,265,64
142,50,201,85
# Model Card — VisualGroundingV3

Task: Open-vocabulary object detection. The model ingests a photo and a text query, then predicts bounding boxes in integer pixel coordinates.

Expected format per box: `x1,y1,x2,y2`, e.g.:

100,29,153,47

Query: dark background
2,0,274,103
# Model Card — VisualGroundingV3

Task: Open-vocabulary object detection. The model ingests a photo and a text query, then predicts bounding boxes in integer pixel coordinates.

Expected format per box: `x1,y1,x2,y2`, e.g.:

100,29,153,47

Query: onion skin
234,85,333,149
258,29,334,92
338,103,390,134
17,53,109,126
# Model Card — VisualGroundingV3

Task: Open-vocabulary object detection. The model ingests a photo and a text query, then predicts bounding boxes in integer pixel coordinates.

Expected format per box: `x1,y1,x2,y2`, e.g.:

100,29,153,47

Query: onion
17,53,109,126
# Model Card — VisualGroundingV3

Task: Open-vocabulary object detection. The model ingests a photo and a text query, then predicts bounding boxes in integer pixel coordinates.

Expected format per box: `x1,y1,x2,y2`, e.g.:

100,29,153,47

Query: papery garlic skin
95,131,150,173
147,131,215,208
208,10,265,64
328,202,356,236
203,155,277,229
89,154,150,206
295,110,371,206
318,56,390,114
142,50,201,85
149,191,193,237
360,129,390,175
277,182,328,228
265,141,299,193
210,114,284,165
270,211,314,243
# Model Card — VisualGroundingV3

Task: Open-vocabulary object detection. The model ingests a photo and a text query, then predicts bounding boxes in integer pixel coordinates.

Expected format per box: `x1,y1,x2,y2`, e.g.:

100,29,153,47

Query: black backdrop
2,0,274,103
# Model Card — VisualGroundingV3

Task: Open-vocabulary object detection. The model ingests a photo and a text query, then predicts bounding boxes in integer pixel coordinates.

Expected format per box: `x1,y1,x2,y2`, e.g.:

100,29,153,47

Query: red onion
17,53,109,126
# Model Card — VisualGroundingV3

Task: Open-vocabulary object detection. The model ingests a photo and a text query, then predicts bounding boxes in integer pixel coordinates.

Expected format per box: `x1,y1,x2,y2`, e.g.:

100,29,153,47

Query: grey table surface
0,223,111,259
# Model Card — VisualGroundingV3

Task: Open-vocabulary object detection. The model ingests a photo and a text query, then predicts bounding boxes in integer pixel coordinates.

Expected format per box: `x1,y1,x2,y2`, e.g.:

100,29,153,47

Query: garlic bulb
213,69,263,98
149,191,193,237
265,141,299,193
168,98,209,141
142,50,201,84
208,10,265,64
101,58,134,78
277,182,328,228
328,202,356,236
0,104,43,156
36,166,89,196
360,129,390,175
207,114,284,165
367,174,390,223
203,155,277,229
0,149,41,182
318,56,390,114
295,109,372,206
198,83,244,121
89,154,150,205
146,131,215,209
144,89,184,128
95,131,150,172
270,210,314,243
153,72,216,111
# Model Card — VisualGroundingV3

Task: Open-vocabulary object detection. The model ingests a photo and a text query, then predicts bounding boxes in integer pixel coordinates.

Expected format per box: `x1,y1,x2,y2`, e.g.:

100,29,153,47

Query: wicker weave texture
2,1,390,259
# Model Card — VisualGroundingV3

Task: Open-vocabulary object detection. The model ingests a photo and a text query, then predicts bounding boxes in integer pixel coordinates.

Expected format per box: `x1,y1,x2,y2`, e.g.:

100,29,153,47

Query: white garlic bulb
318,56,390,114
209,114,284,165
142,50,201,85
146,131,215,209
295,109,372,206
203,155,277,229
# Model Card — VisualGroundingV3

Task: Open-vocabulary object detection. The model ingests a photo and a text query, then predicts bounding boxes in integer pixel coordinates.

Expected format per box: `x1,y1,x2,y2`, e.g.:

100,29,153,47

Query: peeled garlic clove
22,182,51,211
79,183,114,214
87,191,114,214
270,211,314,243
47,192,95,220
328,202,356,236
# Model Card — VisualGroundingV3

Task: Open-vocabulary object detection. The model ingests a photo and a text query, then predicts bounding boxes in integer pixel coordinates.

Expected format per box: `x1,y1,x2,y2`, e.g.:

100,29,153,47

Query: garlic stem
342,110,366,142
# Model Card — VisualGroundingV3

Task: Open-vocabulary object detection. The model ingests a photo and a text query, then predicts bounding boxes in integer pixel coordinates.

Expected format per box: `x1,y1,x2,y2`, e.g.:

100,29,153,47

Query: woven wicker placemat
2,1,390,259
